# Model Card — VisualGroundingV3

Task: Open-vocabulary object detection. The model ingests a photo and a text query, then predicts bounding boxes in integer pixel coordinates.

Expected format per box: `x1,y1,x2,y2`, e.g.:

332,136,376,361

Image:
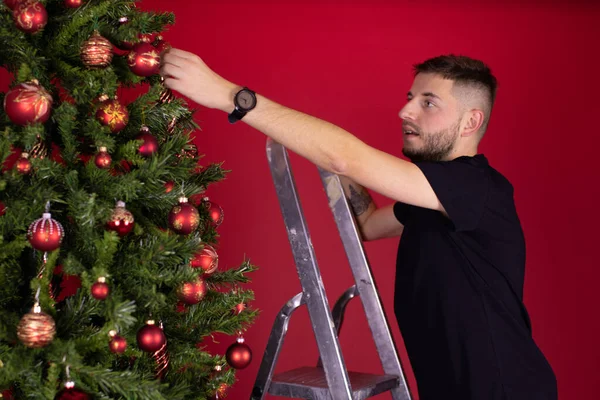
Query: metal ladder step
270,367,400,400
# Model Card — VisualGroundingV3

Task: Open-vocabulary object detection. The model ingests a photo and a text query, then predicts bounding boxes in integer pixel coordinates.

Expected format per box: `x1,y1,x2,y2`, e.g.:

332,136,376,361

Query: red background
2,1,599,399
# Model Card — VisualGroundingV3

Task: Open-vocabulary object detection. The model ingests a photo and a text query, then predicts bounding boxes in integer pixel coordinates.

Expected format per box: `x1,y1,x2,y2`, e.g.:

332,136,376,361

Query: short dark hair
414,55,497,134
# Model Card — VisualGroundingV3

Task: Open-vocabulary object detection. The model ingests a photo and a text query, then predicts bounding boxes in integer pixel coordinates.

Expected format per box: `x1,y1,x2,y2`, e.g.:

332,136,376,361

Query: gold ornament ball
81,31,113,68
17,306,56,348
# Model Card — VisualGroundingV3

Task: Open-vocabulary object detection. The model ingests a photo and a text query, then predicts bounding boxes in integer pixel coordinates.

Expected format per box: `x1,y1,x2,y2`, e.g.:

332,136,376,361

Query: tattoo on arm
348,185,372,216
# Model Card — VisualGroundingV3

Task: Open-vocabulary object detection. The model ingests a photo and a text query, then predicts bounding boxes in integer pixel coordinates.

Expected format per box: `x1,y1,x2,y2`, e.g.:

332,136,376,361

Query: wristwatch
228,87,257,124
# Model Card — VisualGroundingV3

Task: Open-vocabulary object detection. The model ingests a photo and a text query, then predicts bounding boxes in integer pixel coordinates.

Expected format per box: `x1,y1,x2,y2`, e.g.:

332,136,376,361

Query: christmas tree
0,1,258,398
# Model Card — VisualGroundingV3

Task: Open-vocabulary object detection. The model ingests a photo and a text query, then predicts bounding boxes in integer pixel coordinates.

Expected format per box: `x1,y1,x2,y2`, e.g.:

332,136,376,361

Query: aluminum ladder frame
251,139,412,400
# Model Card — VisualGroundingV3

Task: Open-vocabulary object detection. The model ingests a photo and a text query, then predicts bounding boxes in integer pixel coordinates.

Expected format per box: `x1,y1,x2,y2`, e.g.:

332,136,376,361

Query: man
161,50,557,399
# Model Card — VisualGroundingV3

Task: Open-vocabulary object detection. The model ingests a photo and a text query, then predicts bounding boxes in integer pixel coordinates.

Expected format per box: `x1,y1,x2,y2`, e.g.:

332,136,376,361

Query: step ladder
251,139,413,400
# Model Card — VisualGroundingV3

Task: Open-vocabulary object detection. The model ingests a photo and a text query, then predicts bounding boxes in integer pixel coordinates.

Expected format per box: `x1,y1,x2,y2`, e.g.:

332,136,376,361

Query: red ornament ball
55,387,90,400
226,337,252,369
153,35,171,54
109,333,127,354
168,197,200,235
4,0,21,10
177,278,207,305
3,80,52,125
203,199,224,227
209,382,230,400
15,152,32,174
96,98,129,133
106,201,134,236
137,321,166,352
27,212,64,252
190,244,219,275
164,180,174,193
13,0,47,33
127,42,160,77
94,147,111,169
136,127,159,157
91,278,109,300
0,201,6,216
64,0,83,8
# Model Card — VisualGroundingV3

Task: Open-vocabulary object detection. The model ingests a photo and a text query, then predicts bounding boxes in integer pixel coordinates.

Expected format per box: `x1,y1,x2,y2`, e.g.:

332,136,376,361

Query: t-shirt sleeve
416,158,490,232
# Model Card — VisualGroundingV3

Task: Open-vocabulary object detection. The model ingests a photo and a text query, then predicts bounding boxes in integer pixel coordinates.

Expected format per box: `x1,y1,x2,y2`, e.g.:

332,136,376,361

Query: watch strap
228,108,246,124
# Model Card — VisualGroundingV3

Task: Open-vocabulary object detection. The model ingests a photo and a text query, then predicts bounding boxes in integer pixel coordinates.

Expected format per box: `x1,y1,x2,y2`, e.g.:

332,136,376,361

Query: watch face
236,89,256,111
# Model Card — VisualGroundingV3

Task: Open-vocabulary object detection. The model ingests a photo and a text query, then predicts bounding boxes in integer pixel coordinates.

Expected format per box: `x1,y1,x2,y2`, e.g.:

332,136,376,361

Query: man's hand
160,48,238,112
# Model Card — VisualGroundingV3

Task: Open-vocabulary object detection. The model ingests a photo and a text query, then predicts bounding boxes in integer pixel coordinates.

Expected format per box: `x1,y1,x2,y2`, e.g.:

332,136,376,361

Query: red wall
2,1,599,399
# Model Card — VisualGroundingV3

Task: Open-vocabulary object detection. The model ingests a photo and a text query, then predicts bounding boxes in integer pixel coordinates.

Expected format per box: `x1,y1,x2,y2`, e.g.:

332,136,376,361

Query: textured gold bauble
17,304,56,348
81,31,113,68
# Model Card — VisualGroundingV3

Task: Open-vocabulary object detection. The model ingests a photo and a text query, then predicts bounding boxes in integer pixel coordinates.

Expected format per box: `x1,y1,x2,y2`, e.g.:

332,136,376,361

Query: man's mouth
403,124,420,136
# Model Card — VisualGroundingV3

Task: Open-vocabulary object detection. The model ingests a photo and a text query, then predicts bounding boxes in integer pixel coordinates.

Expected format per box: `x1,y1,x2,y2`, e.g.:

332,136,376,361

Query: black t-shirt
393,154,557,400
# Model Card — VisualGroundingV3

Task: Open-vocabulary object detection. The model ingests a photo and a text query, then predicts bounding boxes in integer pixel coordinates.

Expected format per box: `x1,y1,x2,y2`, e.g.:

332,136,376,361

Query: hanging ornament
55,368,90,400
136,126,159,157
208,366,229,400
168,196,200,235
167,116,177,134
177,278,207,305
4,0,20,10
233,302,247,315
137,320,166,353
30,135,48,160
0,201,6,216
158,76,174,104
226,336,252,369
17,302,56,348
1,388,14,400
90,277,109,300
106,200,134,236
164,181,174,193
153,332,169,379
27,208,64,252
3,80,52,125
80,30,113,68
108,330,127,354
13,0,47,34
202,198,224,227
96,97,129,133
64,0,83,8
94,146,111,169
153,35,171,55
15,152,32,175
190,244,219,275
177,142,198,160
127,42,160,77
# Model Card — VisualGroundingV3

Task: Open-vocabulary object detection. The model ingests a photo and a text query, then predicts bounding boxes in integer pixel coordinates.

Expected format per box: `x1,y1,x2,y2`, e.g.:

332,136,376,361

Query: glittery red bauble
15,153,32,174
4,0,21,10
137,323,166,352
3,81,52,125
177,278,207,305
164,181,174,193
94,147,111,169
226,338,252,369
168,198,200,235
209,383,230,400
55,388,90,400
109,334,127,354
106,201,134,236
91,280,109,300
27,213,64,252
153,36,171,54
190,244,218,275
137,128,159,157
13,0,47,33
0,201,6,216
203,200,224,227
96,98,129,133
64,0,82,8
127,42,160,77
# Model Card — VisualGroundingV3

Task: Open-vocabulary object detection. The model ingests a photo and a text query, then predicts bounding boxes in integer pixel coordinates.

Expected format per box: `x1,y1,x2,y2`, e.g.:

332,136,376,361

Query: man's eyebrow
407,91,442,101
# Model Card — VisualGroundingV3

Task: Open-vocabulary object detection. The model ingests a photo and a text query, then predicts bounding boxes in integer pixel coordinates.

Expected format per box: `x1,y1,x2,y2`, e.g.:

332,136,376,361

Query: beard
402,119,461,163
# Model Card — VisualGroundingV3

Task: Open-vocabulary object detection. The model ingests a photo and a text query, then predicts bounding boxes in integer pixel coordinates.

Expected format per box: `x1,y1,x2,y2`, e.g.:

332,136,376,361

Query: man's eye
424,100,435,108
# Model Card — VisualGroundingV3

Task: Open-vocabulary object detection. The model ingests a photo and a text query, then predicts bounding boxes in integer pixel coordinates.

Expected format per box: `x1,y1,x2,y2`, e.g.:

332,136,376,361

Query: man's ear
461,109,485,137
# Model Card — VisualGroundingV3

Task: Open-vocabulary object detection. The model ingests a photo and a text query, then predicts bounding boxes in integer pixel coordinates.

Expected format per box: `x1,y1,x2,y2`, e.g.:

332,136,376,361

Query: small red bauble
226,337,252,369
233,303,247,315
209,382,230,400
27,212,64,252
164,181,174,193
137,126,159,157
108,331,127,354
55,386,90,400
137,320,166,352
177,278,207,305
106,201,134,236
3,80,52,125
168,196,200,235
94,146,111,169
15,152,32,174
13,0,47,34
203,199,224,227
91,277,109,300
190,244,219,275
64,0,83,8
4,0,21,10
127,42,160,77
0,201,6,216
153,35,171,55
96,98,128,133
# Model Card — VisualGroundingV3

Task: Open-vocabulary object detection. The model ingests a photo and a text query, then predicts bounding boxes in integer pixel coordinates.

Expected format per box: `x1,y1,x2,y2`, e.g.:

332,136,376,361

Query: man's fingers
163,77,180,91
166,48,197,61
160,63,182,79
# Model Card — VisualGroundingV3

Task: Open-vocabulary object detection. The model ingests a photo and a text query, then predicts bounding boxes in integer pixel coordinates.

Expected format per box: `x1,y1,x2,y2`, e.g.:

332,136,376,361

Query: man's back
393,154,557,400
